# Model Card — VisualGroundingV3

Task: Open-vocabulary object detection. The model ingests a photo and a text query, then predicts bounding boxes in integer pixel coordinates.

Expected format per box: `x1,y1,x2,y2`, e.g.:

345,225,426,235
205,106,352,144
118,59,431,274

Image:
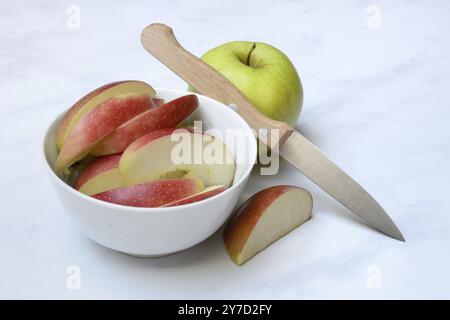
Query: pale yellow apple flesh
119,128,235,188
78,170,123,196
224,186,312,265
74,155,124,196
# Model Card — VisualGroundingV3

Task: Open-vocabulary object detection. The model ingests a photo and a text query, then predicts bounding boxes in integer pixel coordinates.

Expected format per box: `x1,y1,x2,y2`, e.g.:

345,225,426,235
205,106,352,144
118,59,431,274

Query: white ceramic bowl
43,88,257,257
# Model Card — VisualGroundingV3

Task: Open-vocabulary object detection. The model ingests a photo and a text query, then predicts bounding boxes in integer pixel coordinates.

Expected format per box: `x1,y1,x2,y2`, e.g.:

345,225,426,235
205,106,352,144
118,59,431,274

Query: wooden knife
141,23,404,241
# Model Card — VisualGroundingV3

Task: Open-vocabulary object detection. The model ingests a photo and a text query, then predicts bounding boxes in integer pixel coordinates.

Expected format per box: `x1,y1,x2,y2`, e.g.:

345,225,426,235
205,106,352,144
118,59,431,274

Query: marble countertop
1,0,449,299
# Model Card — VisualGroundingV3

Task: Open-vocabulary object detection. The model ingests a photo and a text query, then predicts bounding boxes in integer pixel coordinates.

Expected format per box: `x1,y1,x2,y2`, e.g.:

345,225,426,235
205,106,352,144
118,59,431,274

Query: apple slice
92,178,204,207
223,186,313,265
119,128,235,188
74,154,124,196
55,90,155,172
56,81,155,151
91,95,199,156
163,185,226,207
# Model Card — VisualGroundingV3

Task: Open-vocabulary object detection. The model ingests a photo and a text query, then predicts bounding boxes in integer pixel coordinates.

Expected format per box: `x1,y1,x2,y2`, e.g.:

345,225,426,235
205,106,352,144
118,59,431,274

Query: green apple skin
189,41,303,126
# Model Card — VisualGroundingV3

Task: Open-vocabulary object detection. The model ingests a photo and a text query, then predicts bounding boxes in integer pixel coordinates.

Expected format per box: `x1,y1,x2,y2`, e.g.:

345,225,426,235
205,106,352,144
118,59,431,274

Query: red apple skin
74,154,121,190
56,81,123,151
91,95,198,156
55,95,152,172
92,178,204,208
151,98,165,108
125,127,186,154
163,185,226,207
223,185,304,262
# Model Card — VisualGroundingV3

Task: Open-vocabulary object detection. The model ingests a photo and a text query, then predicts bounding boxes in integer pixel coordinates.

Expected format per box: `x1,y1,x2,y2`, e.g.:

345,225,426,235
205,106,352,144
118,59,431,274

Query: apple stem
246,43,256,66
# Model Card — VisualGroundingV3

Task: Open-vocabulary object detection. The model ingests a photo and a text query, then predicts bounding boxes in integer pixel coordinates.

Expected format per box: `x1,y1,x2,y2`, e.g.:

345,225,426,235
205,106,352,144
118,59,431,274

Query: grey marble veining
1,0,449,298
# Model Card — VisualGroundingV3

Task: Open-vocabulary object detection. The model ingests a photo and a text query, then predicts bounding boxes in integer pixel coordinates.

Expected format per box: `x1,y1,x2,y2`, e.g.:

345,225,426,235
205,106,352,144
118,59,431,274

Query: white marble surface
1,0,449,299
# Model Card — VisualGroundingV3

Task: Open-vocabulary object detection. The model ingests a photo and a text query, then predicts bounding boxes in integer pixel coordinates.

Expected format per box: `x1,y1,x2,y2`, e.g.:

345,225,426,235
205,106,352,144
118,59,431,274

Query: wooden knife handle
141,23,293,147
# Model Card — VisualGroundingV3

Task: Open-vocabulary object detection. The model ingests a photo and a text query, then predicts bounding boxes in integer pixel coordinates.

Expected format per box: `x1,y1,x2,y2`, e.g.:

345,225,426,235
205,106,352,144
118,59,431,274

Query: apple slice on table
55,82,156,172
91,95,199,156
163,185,226,207
223,186,313,265
74,154,124,196
56,81,156,151
119,128,235,188
92,178,204,207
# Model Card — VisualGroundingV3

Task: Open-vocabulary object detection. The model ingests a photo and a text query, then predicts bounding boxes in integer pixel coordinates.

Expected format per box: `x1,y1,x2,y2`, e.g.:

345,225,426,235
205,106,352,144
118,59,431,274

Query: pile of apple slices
55,80,313,265
55,81,235,207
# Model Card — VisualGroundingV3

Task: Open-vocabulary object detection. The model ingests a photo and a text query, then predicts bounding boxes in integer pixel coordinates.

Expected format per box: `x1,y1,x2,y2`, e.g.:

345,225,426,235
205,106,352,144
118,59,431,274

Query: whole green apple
189,41,303,126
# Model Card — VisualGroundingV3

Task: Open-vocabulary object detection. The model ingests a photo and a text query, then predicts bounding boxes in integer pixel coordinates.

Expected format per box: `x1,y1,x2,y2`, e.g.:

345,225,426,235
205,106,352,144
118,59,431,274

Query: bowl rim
42,87,257,213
